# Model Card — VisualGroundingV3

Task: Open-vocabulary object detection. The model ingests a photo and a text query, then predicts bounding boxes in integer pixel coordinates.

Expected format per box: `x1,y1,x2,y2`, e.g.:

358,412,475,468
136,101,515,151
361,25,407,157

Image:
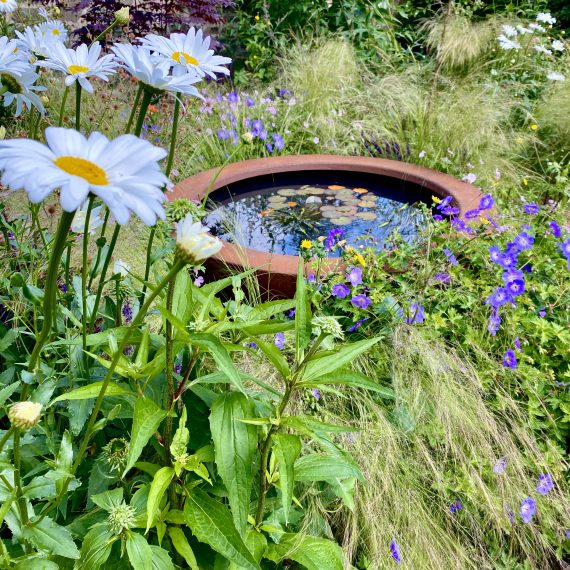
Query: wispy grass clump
324,326,569,569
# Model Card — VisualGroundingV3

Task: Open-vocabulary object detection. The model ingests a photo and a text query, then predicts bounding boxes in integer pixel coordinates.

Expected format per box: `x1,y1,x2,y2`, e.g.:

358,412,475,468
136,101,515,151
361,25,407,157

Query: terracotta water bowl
171,155,482,298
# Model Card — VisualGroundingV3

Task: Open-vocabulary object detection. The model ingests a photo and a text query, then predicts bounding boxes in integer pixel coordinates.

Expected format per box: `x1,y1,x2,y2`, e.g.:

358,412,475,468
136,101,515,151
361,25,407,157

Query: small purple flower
307,273,316,283
449,500,463,514
348,317,369,332
536,473,554,495
287,309,296,319
538,308,547,318
217,129,229,140
443,248,458,266
58,280,67,293
174,363,183,375
506,279,525,296
565,529,570,539
548,220,561,237
266,142,274,153
514,232,534,251
311,388,321,401
558,238,570,259
433,214,443,222
524,203,540,215
493,457,507,474
259,129,268,141
498,253,518,269
405,303,425,324
436,196,453,210
194,276,204,287
351,294,372,309
122,301,133,324
332,283,351,298
502,268,525,283
479,193,494,210
346,267,363,287
278,88,291,97
486,287,513,309
246,341,258,350
245,96,255,107
514,337,521,350
451,218,467,232
465,209,480,219
442,206,460,216
489,246,502,264
502,349,517,369
433,272,450,284
272,133,285,150
252,119,263,136
462,173,477,184
228,91,239,104
274,332,285,350
488,310,501,336
520,497,536,523
390,538,401,564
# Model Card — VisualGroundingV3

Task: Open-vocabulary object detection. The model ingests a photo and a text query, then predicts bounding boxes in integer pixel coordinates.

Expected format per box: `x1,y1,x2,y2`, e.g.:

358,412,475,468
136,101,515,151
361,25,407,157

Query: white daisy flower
536,12,555,25
528,23,545,33
547,71,565,81
0,36,29,75
515,25,531,35
40,42,118,94
534,45,552,55
498,35,521,50
0,0,17,14
1,68,46,116
140,28,231,79
15,26,60,62
501,25,518,38
71,202,104,234
551,40,565,52
38,20,68,44
38,6,50,19
175,215,222,264
0,127,170,225
111,43,202,98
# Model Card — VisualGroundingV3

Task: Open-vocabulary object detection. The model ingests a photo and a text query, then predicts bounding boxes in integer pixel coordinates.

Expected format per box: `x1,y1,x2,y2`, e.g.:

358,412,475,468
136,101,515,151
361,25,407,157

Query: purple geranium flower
520,497,536,523
493,457,507,474
246,341,258,350
348,317,369,332
245,96,255,107
252,119,263,136
442,206,460,216
405,303,425,324
506,279,525,296
548,220,561,237
217,129,229,140
272,133,285,150
524,203,540,215
443,248,458,265
436,196,453,210
351,294,372,309
433,214,443,222
390,538,401,564
311,388,320,401
488,310,501,336
449,500,463,514
451,218,467,232
287,309,296,319
266,142,274,153
486,287,513,309
274,332,285,350
536,474,554,495
514,337,521,350
497,252,518,269
346,267,363,287
514,232,534,251
502,349,517,369
434,272,450,284
479,193,494,210
558,238,570,259
332,283,350,299
489,245,503,264
465,209,480,219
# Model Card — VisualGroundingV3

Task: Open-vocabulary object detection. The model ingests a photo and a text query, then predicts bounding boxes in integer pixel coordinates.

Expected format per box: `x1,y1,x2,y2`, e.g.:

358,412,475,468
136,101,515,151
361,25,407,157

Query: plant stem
162,273,177,466
58,86,69,126
89,19,118,46
64,243,72,291
81,197,95,373
133,89,153,137
75,83,82,132
27,211,75,373
37,259,186,523
0,428,12,454
12,429,28,528
126,84,143,133
88,208,110,289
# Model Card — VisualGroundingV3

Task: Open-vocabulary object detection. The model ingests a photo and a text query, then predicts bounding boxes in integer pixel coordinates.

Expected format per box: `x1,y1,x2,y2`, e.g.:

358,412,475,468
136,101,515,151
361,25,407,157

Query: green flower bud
8,401,42,430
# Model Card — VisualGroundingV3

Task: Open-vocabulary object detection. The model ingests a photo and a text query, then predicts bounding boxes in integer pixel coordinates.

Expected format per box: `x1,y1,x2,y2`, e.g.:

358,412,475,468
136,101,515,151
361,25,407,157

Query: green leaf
150,545,175,570
229,531,267,569
146,467,175,532
294,257,311,361
302,337,381,382
78,525,116,570
123,397,167,477
265,533,345,570
281,416,356,434
184,488,260,570
172,268,194,326
249,299,296,320
294,454,365,482
51,381,134,404
14,559,59,570
170,407,189,459
22,516,80,559
0,381,20,407
252,338,290,379
91,488,124,511
272,434,301,524
168,527,199,570
298,369,395,398
23,475,56,499
210,392,258,536
126,531,153,570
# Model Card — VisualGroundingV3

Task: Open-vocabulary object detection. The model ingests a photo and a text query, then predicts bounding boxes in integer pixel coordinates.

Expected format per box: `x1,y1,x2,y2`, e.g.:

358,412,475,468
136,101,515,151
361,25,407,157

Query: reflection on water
204,183,427,256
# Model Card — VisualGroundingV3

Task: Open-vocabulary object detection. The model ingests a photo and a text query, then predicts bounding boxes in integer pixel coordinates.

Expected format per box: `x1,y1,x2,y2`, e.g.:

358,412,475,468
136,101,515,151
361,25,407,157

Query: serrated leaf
146,467,174,532
184,489,260,570
51,381,134,404
265,533,344,570
170,407,189,459
23,475,56,499
294,258,311,361
123,397,167,477
78,525,117,570
0,381,20,407
126,531,153,570
294,454,364,482
272,434,301,524
22,516,80,559
168,527,199,570
150,545,175,570
91,488,123,511
210,392,258,536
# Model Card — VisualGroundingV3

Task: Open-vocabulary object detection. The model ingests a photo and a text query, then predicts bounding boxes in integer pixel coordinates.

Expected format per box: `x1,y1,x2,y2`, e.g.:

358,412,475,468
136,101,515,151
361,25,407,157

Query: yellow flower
345,246,354,253
515,137,524,144
300,240,313,249
522,178,528,186
432,196,442,204
8,401,42,430
254,14,260,20
354,253,366,267
478,216,490,225
530,124,539,131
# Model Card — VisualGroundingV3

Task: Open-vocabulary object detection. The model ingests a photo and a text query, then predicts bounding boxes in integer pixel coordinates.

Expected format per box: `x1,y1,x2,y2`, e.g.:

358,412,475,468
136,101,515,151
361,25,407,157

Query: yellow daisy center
52,29,60,36
172,51,199,66
0,1,7,4
68,64,89,75
55,156,109,186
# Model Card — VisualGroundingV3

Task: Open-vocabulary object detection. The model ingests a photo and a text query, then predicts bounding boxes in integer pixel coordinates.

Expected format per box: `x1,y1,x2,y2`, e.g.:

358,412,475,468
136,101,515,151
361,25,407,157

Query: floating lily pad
321,211,339,218
306,196,322,204
271,202,288,210
305,187,325,195
358,199,377,208
268,195,287,203
356,211,378,221
328,185,346,190
353,187,369,194
277,189,297,197
330,216,354,225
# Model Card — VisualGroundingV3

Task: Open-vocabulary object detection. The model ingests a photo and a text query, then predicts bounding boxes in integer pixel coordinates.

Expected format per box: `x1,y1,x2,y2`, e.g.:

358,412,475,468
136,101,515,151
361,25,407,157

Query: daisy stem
75,83,82,132
36,259,186,524
27,211,75,374
133,89,153,137
166,98,181,176
65,243,72,291
126,84,143,133
58,86,69,127
81,197,95,373
90,19,119,46
88,208,110,289
162,272,177,468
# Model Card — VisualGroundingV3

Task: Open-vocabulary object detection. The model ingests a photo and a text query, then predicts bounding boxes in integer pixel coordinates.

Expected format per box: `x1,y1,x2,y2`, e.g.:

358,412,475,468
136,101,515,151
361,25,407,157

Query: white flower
462,173,477,184
175,216,222,263
140,28,232,79
495,168,501,180
0,127,170,225
40,42,118,94
111,43,202,98
515,25,531,35
8,401,42,429
313,136,320,144
0,36,29,76
38,6,49,19
501,25,517,38
536,12,555,25
1,68,46,116
71,202,104,234
528,23,545,33
0,0,17,14
38,20,68,44
15,26,61,62
114,260,130,276
419,150,426,158
551,40,565,52
498,35,521,50
534,45,552,55
547,71,565,81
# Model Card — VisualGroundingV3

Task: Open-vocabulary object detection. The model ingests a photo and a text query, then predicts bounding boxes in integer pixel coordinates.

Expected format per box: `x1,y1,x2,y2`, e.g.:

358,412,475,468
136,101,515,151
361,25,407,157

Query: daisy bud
175,215,222,265
8,401,42,430
114,7,130,24
242,132,254,144
41,95,50,105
